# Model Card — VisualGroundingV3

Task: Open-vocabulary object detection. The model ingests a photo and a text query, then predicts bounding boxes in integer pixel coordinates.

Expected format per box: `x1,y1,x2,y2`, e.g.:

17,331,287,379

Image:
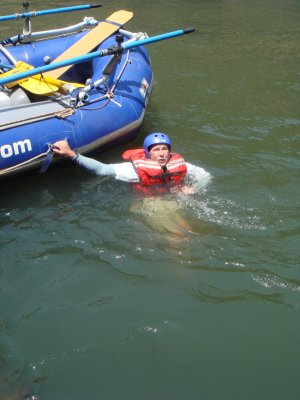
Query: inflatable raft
0,7,153,178
0,4,194,180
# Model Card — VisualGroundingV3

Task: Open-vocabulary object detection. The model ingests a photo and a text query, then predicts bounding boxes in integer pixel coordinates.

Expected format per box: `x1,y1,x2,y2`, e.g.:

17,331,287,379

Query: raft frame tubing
1,18,98,45
0,28,195,87
0,4,102,22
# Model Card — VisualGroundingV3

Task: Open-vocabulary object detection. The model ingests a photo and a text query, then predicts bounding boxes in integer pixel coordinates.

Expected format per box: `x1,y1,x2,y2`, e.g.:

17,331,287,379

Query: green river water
0,0,299,399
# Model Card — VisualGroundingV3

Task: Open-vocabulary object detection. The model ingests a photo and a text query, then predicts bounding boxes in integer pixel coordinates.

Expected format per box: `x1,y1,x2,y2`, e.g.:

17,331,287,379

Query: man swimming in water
53,132,211,239
53,132,210,194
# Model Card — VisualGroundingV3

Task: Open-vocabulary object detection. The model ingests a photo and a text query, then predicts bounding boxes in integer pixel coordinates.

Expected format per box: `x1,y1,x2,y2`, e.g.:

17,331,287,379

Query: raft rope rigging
79,51,139,110
0,55,127,129
0,147,52,175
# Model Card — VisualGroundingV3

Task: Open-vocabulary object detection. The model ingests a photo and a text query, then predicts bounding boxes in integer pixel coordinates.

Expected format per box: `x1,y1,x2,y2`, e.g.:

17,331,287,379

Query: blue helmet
143,132,172,158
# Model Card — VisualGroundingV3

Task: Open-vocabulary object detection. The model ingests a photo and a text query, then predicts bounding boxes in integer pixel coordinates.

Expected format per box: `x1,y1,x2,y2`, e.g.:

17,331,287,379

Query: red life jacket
122,149,187,188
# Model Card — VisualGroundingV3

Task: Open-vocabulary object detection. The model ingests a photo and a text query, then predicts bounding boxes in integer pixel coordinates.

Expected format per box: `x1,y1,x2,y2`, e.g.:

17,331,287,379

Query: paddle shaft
123,28,195,49
0,4,102,22
0,28,195,86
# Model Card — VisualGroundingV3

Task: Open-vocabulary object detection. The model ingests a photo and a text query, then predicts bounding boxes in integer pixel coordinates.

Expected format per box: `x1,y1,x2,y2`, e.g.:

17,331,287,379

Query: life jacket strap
151,171,183,180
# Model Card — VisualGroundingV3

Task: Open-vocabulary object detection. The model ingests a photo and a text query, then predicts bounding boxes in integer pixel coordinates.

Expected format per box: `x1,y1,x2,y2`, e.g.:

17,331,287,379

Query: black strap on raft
39,145,54,173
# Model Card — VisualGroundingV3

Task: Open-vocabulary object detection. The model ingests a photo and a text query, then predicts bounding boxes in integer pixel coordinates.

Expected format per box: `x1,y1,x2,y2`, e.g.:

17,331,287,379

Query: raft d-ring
106,89,114,99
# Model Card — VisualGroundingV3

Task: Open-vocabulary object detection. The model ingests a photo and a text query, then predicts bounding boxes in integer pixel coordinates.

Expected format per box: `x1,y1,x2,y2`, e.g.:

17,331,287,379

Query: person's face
149,144,170,167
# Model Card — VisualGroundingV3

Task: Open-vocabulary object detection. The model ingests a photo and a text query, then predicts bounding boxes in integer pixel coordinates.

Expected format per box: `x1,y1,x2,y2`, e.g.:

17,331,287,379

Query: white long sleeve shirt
73,153,211,188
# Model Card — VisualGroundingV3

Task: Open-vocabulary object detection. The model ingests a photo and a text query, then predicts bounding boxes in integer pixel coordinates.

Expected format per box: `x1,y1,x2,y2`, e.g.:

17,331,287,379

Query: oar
0,28,195,87
46,9,133,79
0,4,102,22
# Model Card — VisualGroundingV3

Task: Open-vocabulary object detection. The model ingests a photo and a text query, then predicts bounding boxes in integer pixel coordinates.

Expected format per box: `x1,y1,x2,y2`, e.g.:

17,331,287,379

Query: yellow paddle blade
1,61,84,95
18,76,64,95
1,60,35,88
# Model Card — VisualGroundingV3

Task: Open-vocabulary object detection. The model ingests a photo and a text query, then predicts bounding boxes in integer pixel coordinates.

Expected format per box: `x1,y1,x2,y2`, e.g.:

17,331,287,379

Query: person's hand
181,185,195,195
52,140,76,159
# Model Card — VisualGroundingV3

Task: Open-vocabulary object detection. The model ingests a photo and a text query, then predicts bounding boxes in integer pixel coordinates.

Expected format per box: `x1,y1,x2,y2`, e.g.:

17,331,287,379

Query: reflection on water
0,335,41,399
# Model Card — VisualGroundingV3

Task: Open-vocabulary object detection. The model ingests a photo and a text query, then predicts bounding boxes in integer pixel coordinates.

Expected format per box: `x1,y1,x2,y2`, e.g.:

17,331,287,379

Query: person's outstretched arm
53,140,116,176
52,141,139,182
